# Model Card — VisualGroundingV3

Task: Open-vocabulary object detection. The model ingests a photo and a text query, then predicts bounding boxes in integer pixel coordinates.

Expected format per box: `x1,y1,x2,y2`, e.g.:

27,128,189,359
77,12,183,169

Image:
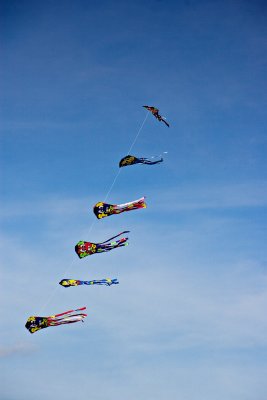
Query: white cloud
0,342,37,358
152,181,267,211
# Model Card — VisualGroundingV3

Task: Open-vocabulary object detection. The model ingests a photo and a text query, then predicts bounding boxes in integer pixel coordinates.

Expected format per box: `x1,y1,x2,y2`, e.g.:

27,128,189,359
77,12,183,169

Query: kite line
104,111,149,202
38,112,149,314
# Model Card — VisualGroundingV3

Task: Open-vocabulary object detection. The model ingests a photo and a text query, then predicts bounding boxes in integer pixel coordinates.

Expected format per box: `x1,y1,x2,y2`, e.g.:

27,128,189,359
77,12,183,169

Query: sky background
1,0,267,399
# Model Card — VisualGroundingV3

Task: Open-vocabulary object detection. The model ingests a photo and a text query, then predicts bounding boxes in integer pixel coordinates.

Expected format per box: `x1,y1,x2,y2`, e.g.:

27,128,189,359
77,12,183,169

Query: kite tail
82,280,100,285
110,240,129,250
53,307,86,317
98,237,129,252
115,197,147,212
47,307,87,326
93,279,112,286
100,278,119,286
80,279,119,286
142,157,163,165
99,231,130,244
48,315,86,326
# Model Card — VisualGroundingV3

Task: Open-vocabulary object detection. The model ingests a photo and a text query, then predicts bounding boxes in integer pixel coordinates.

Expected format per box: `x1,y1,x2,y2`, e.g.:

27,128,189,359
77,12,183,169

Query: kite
59,278,119,287
93,197,146,219
143,105,170,127
75,231,129,259
119,155,163,168
25,307,87,334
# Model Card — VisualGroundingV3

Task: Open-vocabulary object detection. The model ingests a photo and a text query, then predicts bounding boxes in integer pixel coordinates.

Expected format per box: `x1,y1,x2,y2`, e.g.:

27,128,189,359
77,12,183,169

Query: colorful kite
93,197,146,219
59,278,119,287
143,105,170,127
119,155,163,168
25,307,87,334
75,231,129,259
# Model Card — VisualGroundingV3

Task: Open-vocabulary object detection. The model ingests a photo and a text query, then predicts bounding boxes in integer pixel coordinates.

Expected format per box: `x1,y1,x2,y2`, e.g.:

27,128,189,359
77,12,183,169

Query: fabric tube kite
25,307,87,334
59,278,119,287
119,155,163,168
75,231,129,259
93,197,146,219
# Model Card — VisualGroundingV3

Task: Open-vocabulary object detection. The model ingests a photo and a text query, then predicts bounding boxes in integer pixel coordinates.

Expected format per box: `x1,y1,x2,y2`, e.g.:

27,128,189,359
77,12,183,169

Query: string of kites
25,106,170,334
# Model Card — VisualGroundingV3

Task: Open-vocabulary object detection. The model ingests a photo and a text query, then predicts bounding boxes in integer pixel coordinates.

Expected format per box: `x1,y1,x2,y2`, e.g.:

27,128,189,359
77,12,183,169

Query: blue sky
1,0,267,399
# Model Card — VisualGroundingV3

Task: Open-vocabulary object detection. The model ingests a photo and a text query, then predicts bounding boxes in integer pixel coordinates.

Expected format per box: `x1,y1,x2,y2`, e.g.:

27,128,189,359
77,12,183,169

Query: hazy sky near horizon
1,1,267,399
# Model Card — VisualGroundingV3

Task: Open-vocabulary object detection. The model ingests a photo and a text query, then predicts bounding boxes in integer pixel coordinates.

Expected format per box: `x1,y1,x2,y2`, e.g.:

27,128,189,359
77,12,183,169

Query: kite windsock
25,307,87,334
75,231,130,259
59,278,119,287
143,105,170,127
119,155,163,168
93,197,146,219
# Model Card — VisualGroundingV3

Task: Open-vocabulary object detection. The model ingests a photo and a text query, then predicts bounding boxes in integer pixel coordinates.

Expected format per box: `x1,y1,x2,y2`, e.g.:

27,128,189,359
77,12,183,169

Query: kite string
103,111,149,202
38,220,98,314
127,111,149,155
38,112,149,314
104,169,121,202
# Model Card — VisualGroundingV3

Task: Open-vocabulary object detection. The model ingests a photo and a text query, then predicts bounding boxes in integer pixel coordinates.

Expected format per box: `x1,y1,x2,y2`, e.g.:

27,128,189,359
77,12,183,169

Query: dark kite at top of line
143,105,170,127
